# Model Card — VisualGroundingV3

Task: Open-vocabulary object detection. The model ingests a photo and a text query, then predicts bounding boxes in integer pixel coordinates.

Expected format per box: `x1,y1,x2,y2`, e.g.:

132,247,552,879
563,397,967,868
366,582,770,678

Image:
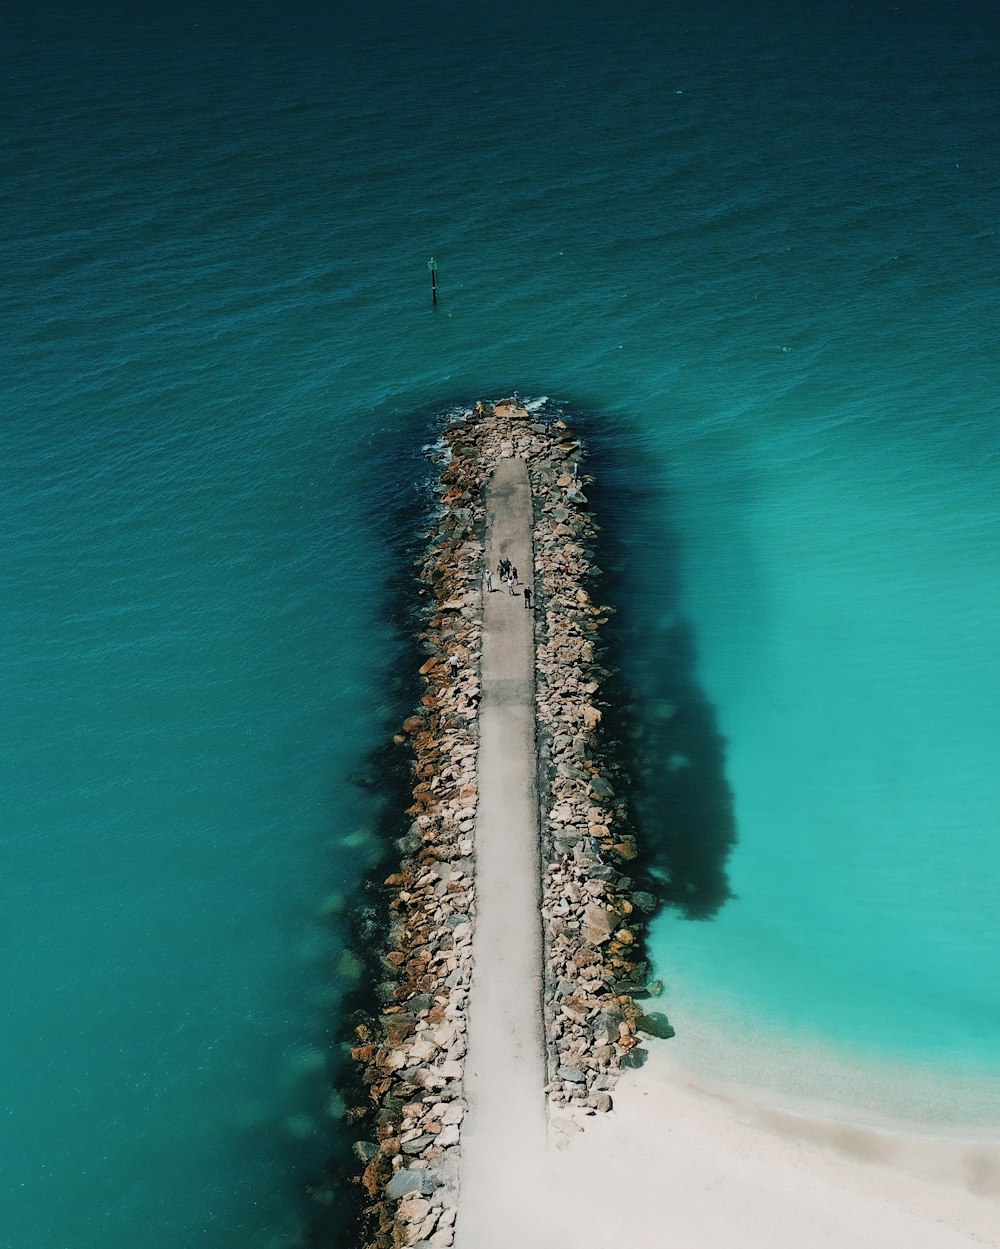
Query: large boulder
352,1140,378,1163
592,1007,625,1044
385,1168,438,1200
636,1012,675,1040
581,903,614,945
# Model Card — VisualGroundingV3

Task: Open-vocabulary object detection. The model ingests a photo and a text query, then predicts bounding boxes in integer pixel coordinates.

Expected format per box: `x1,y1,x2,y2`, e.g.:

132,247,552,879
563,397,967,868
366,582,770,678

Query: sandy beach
532,1040,1000,1249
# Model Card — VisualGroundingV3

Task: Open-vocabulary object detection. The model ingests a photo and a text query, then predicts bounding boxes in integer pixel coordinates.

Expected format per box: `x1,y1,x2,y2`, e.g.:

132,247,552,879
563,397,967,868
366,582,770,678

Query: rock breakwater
525,417,664,1120
345,399,662,1248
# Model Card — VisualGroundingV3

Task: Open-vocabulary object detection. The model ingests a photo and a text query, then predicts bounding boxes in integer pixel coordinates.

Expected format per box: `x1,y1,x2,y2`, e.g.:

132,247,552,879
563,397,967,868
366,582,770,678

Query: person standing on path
507,575,516,596
511,565,519,584
523,586,532,609
449,654,460,676
485,569,495,594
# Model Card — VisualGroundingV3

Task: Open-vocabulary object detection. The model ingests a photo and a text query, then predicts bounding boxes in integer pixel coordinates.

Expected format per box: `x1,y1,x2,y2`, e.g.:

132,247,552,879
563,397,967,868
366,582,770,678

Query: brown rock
581,903,613,946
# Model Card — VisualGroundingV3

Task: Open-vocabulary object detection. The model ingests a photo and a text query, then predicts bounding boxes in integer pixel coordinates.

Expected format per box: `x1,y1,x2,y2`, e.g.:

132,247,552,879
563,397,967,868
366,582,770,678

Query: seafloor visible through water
3,1,999,1244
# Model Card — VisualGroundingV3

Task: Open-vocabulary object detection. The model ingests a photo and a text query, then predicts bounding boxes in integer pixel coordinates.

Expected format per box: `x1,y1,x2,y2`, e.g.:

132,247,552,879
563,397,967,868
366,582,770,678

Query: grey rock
631,891,658,914
385,1168,439,1200
352,1140,378,1164
636,1012,675,1039
586,864,621,883
557,1063,587,1084
592,1007,624,1044
613,980,647,996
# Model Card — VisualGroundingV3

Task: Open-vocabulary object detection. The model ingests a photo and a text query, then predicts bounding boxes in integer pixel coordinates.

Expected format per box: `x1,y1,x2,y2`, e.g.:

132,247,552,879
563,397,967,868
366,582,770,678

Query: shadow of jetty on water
577,408,738,923
624,618,737,920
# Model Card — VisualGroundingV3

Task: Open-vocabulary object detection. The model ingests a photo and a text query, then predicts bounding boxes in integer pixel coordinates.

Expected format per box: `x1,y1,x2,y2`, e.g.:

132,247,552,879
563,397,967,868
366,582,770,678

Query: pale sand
522,1041,1000,1249
455,456,546,1249
458,1004,1000,1249
455,452,1000,1249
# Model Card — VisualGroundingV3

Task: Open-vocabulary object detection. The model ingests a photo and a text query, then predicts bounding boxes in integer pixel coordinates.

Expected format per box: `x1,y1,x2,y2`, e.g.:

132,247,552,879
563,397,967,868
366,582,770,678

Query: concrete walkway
453,456,547,1249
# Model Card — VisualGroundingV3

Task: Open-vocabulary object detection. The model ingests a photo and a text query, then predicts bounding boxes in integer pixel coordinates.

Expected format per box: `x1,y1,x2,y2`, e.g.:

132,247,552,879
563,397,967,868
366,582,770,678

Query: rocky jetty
527,425,663,1118
346,400,659,1248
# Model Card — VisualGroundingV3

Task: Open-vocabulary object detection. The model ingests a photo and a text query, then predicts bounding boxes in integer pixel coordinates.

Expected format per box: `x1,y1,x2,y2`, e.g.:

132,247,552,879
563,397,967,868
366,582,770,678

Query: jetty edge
343,399,665,1249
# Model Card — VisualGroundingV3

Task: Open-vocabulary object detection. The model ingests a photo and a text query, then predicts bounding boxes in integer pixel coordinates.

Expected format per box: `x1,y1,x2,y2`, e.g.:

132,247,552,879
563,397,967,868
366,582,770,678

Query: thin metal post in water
428,256,438,304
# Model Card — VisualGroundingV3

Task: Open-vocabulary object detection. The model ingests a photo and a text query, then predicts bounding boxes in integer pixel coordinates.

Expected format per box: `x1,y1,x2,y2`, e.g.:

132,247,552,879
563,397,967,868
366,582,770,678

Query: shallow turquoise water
648,417,1000,1098
4,1,1000,1243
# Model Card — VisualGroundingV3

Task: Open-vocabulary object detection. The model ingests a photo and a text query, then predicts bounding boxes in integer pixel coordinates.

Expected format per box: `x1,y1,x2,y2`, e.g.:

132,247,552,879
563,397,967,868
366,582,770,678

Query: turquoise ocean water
4,1,999,1244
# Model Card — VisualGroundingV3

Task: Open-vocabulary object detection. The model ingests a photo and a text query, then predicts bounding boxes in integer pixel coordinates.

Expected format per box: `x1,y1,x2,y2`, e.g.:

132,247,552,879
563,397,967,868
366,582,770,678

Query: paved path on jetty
455,455,547,1249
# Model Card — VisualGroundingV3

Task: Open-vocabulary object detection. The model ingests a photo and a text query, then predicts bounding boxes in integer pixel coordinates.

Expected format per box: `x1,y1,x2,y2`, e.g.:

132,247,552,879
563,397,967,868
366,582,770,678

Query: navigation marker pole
428,256,438,305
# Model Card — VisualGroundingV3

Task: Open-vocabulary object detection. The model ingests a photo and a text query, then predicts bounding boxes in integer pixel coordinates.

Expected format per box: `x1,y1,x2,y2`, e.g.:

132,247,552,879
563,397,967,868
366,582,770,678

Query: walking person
485,569,495,594
448,654,460,676
523,586,532,609
511,565,519,584
507,575,515,596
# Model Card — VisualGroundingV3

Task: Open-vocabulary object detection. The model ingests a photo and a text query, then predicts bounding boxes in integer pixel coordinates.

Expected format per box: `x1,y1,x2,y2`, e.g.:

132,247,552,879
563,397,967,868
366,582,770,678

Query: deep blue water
4,1,1000,1244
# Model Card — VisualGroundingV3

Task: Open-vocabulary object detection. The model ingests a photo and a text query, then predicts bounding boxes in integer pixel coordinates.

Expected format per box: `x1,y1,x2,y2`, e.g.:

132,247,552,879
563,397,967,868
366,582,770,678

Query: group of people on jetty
486,557,532,608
